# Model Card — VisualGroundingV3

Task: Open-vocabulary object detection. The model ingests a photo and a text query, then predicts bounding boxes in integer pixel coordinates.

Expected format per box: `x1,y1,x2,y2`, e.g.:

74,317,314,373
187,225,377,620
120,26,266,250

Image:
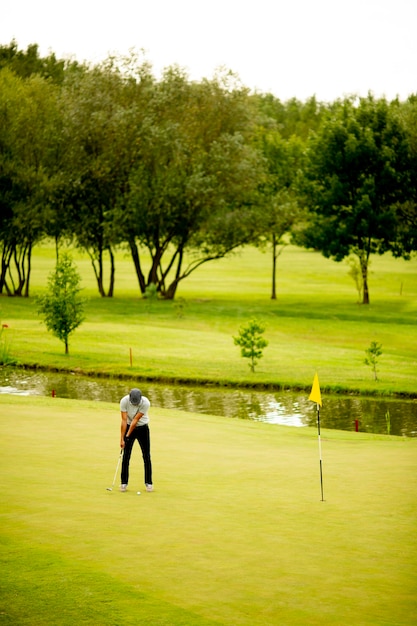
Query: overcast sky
2,0,417,102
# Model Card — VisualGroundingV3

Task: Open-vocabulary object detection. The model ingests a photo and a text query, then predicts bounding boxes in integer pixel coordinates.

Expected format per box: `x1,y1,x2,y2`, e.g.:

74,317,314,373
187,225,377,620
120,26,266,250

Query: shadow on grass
1,536,220,626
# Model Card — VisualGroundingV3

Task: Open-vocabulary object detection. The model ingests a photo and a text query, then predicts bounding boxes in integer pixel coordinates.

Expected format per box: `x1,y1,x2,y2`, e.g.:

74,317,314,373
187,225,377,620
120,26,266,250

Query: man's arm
120,411,128,448
125,411,144,437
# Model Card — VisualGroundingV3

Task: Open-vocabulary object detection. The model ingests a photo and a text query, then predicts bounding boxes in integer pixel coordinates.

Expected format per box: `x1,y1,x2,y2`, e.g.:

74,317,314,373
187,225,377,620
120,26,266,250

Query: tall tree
253,127,305,299
120,68,265,299
298,95,411,304
0,40,80,83
254,94,327,140
390,95,417,258
60,56,153,296
249,93,325,299
0,68,61,295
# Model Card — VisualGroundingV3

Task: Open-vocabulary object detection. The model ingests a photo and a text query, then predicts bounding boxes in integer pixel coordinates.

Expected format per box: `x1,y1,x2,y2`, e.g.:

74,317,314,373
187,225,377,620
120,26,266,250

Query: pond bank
1,365,416,437
9,362,417,399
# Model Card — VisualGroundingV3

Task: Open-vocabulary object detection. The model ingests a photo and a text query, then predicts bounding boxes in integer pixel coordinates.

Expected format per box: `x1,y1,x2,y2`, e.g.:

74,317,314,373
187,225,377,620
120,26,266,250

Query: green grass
0,243,417,395
1,395,416,625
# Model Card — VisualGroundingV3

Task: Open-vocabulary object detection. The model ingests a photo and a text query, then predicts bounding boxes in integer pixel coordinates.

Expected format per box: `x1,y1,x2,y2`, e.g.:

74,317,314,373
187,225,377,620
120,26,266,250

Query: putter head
106,487,113,491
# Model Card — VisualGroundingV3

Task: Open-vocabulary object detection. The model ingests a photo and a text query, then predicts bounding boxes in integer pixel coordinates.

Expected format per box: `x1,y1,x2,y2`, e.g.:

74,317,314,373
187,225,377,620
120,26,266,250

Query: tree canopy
119,67,265,298
297,95,412,304
1,42,417,301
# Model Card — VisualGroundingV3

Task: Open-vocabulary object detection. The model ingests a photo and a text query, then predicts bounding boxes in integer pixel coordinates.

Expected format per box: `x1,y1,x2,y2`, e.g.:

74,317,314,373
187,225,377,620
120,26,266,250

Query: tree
0,68,62,296
249,93,326,299
253,127,305,299
37,253,85,355
119,67,265,299
253,94,327,141
0,42,85,278
60,55,153,296
0,40,80,83
298,95,411,304
364,341,382,381
390,95,417,259
233,319,268,372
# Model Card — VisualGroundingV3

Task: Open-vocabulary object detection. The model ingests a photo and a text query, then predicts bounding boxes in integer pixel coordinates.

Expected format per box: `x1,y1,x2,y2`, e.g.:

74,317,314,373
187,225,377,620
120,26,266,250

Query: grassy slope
1,395,416,625
1,243,416,396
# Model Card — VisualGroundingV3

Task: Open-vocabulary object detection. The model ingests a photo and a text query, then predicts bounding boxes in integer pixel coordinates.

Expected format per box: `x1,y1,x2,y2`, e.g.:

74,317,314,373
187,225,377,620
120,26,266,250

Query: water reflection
0,367,416,437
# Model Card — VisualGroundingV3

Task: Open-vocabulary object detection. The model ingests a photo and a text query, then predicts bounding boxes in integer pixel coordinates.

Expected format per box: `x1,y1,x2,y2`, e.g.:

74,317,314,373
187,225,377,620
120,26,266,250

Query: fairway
1,244,417,397
1,395,416,625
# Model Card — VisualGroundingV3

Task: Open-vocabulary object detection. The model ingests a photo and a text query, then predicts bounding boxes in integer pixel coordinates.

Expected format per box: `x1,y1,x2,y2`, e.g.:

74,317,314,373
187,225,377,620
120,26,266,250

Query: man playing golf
120,388,153,492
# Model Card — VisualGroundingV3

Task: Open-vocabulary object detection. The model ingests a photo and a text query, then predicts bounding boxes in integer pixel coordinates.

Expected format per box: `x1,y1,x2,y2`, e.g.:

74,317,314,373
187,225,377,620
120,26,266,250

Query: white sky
2,0,417,102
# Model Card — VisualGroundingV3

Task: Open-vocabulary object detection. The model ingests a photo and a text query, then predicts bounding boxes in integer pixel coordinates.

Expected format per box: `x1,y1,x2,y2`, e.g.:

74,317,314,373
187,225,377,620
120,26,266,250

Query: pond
0,367,416,437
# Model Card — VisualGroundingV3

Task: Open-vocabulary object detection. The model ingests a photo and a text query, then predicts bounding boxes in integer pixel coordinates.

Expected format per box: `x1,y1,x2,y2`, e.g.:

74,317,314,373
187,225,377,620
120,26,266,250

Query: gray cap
129,388,142,405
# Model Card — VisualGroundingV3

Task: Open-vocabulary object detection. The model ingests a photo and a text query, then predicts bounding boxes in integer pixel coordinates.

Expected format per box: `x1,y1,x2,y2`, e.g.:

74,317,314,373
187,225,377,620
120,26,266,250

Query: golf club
106,450,123,491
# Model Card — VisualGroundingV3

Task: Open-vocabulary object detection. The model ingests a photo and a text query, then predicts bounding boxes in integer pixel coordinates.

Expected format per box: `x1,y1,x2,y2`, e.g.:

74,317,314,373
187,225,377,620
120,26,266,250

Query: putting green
1,394,416,625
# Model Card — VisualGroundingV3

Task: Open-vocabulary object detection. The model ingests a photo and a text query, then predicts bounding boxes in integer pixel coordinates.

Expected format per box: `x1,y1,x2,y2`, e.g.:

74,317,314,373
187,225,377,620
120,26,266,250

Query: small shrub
37,253,85,355
143,283,158,311
233,319,268,372
364,341,382,381
143,283,158,300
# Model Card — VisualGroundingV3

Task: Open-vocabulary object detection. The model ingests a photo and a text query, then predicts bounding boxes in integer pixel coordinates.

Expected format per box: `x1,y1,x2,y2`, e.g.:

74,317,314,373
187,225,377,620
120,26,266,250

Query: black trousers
121,424,152,485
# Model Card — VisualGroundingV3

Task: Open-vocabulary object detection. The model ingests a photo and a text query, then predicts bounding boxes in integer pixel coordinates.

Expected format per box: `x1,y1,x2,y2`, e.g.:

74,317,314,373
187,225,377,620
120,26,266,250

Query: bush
37,253,85,355
233,318,268,372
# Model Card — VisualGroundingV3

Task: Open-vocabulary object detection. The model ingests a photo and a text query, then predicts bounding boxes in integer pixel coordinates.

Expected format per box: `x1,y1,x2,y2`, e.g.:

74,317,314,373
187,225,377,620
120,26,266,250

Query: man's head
129,388,142,405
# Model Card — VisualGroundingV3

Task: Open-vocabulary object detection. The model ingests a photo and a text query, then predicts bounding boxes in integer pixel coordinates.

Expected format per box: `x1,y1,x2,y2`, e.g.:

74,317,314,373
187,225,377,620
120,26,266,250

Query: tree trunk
13,246,27,296
129,240,146,294
271,233,277,300
24,242,32,297
0,247,12,295
360,256,370,305
148,247,164,287
162,247,184,300
90,247,116,297
163,280,179,300
96,267,105,297
107,247,115,298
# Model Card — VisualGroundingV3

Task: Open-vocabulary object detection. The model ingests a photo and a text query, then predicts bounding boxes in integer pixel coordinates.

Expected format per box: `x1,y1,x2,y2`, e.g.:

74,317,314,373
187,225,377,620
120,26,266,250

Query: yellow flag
309,372,322,406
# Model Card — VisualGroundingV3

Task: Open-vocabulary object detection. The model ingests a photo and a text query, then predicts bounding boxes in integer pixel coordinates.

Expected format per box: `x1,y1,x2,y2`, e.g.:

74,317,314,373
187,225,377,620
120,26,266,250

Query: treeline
1,41,416,302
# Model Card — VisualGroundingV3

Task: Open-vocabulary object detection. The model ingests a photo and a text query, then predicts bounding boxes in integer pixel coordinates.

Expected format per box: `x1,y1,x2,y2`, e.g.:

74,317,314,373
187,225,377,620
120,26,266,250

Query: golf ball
137,491,141,495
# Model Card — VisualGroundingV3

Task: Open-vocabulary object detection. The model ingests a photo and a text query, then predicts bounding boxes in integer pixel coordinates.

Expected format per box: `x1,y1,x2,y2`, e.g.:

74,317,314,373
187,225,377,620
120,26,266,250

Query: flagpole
309,372,324,501
317,403,324,501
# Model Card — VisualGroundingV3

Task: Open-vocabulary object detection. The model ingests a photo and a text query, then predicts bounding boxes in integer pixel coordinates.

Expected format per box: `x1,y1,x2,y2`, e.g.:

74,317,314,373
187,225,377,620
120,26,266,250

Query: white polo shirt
120,395,150,426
